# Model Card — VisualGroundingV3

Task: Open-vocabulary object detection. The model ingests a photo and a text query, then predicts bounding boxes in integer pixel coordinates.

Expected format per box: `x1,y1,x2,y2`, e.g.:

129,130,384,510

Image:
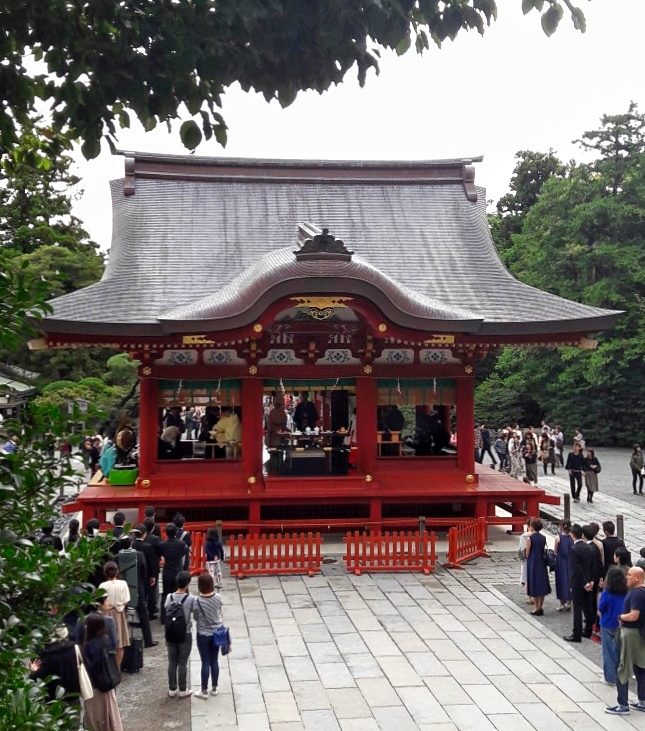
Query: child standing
205,527,224,589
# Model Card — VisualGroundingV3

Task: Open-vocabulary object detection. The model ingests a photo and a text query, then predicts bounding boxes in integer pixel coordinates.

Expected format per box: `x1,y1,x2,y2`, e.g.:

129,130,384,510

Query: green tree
1,0,587,157
10,246,104,299
477,105,645,444
490,149,566,258
0,120,102,259
0,120,106,383
0,264,105,730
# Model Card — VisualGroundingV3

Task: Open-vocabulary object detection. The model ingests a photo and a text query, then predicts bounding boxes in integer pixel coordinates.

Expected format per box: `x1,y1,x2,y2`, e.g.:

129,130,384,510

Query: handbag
591,622,601,644
74,644,94,701
544,548,557,572
212,625,231,655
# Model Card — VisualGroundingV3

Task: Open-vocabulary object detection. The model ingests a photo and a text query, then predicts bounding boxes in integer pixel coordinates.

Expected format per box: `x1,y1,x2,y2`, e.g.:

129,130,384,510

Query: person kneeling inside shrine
159,425,181,459
210,407,242,458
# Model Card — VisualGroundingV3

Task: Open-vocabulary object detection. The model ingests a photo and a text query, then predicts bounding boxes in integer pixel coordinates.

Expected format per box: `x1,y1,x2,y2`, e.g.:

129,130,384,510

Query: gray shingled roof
45,158,620,337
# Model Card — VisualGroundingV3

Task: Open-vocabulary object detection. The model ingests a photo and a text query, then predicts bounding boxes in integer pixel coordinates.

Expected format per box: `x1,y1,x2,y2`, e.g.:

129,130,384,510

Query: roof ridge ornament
295,227,354,262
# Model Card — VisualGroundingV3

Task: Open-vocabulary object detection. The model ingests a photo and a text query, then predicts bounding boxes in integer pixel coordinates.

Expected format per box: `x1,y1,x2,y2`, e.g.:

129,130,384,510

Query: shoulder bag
74,644,94,701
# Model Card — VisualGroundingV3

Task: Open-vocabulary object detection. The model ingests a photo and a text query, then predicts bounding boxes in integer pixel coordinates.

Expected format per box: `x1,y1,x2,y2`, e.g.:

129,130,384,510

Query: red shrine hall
38,153,619,533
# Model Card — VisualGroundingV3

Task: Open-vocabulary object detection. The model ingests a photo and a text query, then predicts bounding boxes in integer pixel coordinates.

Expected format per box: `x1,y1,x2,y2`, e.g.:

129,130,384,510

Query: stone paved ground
183,566,645,731
117,467,645,730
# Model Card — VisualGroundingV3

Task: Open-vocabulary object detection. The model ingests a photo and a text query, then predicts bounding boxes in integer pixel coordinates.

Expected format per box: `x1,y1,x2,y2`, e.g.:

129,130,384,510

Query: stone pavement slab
180,560,645,731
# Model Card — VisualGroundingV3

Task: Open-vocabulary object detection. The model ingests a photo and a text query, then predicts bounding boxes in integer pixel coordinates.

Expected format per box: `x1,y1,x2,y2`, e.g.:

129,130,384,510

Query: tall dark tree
477,105,645,444
489,149,565,258
0,120,102,258
575,100,645,195
0,0,587,157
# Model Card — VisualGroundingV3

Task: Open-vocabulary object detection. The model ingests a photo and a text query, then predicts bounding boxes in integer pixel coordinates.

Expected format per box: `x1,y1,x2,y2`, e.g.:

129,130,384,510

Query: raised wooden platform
63,463,558,535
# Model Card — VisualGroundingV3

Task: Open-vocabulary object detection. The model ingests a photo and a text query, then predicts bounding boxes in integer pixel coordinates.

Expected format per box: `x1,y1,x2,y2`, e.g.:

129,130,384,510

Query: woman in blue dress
554,520,573,611
525,518,551,615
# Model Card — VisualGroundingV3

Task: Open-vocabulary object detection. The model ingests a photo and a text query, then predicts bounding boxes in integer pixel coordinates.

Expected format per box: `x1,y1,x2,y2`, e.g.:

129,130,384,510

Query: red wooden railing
228,532,323,578
189,530,207,576
344,530,437,575
444,517,489,569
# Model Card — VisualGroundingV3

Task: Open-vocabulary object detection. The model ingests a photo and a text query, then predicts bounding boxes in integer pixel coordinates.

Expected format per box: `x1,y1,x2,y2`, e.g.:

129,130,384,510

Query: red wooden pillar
241,377,263,481
456,375,475,473
355,376,377,476
138,374,158,479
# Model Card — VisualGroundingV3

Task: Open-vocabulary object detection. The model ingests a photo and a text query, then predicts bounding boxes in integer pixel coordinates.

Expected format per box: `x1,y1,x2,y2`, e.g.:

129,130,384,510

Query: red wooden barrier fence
228,532,323,578
189,530,206,576
444,517,489,569
344,530,437,575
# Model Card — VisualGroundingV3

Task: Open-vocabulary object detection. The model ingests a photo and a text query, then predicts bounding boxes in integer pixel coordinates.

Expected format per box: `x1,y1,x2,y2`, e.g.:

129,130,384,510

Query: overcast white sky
71,0,645,251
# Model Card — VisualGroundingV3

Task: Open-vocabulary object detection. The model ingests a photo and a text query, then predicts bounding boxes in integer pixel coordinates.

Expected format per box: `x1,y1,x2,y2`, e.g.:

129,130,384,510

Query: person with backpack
205,527,224,589
116,535,157,649
164,570,195,698
158,523,190,624
82,612,123,730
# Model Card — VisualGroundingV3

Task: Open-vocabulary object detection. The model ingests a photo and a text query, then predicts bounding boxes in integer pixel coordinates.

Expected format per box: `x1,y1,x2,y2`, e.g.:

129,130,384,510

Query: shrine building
37,153,619,532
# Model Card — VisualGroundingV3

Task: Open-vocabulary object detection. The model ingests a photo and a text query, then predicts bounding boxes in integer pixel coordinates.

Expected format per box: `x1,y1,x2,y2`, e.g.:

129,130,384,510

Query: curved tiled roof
44,154,621,337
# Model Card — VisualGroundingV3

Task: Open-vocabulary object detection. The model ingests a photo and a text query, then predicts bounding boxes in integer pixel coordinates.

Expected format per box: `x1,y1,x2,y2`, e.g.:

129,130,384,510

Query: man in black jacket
133,525,156,613
159,523,190,624
602,521,625,576
143,517,162,619
564,523,596,642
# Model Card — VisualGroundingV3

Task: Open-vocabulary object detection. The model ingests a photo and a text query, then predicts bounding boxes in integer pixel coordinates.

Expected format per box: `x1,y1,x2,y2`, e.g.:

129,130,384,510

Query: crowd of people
519,516,645,715
159,405,242,459
28,505,228,729
476,423,603,501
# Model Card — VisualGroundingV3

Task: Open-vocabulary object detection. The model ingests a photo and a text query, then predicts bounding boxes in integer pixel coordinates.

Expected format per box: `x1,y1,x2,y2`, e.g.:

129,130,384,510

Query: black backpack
165,594,188,643
85,639,121,692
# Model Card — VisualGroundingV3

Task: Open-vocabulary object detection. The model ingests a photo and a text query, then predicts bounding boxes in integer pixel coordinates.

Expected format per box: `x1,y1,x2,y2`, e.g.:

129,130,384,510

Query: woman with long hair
192,572,224,699
82,612,123,731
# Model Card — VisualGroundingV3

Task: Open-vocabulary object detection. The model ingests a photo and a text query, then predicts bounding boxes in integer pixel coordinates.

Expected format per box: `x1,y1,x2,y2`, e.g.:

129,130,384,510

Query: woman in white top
99,561,131,669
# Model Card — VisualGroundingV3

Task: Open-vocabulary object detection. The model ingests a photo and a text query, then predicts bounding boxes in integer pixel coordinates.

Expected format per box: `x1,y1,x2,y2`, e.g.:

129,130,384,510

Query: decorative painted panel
154,349,198,365
374,349,414,365
203,349,246,366
258,349,304,366
316,349,360,365
419,349,459,365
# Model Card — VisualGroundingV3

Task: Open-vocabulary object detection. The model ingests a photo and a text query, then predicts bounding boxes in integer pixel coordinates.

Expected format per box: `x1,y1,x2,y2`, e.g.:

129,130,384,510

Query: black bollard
617,514,624,541
418,516,426,558
563,494,571,522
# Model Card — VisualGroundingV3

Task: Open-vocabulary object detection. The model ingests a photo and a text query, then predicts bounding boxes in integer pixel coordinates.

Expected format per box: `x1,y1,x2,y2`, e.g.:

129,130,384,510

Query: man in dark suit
158,522,190,624
602,520,625,576
564,523,596,642
133,525,157,614
143,517,162,619
144,505,162,538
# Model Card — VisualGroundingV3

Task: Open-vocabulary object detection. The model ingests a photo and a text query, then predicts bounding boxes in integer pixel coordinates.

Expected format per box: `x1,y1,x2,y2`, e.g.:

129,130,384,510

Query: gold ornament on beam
182,334,215,345
290,296,353,321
